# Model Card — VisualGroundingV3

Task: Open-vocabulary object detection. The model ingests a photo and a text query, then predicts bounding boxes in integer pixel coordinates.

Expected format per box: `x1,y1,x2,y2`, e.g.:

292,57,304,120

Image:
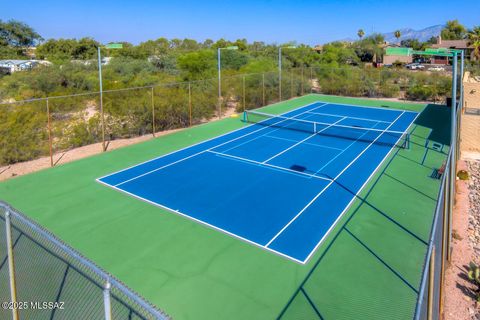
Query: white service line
207,150,332,182
113,103,329,187
217,103,329,154
265,110,406,248
312,120,385,176
263,134,343,151
305,111,391,124
261,116,347,164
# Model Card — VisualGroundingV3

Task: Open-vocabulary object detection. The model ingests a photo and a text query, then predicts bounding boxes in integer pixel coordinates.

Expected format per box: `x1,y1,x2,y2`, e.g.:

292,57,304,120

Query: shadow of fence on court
276,106,456,319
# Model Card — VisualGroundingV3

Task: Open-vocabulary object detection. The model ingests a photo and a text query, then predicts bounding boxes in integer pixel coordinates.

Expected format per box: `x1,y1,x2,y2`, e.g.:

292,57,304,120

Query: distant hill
382,25,444,43
336,25,444,43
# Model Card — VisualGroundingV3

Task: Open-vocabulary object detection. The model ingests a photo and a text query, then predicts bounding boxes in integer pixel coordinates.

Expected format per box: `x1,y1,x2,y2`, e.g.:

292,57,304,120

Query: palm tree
468,26,480,60
394,30,401,43
357,29,365,40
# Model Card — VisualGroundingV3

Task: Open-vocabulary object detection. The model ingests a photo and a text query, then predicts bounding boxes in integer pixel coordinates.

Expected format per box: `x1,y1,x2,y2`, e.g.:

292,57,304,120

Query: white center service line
207,150,332,182
265,110,406,248
261,116,347,164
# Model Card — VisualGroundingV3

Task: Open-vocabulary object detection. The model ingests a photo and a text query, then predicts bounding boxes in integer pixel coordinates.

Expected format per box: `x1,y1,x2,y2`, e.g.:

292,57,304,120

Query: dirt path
0,128,181,182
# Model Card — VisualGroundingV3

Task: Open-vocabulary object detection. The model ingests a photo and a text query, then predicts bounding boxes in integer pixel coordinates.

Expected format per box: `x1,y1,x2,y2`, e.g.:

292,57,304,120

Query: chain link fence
0,66,452,169
0,201,169,320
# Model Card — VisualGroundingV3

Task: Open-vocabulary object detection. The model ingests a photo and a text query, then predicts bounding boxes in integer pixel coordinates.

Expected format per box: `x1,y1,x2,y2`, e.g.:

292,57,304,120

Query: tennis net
243,110,410,149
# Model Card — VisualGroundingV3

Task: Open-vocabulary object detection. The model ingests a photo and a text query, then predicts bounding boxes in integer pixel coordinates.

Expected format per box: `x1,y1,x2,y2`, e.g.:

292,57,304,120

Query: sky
2,0,479,45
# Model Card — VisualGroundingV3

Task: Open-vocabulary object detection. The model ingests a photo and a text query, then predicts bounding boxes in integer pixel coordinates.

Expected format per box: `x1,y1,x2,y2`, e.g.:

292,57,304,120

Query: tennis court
98,102,418,263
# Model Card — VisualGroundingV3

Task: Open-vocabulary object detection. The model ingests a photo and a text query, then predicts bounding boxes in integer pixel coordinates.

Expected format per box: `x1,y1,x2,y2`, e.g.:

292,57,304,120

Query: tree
0,20,43,48
320,42,360,66
72,38,99,60
400,39,423,50
177,50,216,80
441,20,467,40
394,30,401,42
354,34,385,62
357,29,365,39
468,26,480,60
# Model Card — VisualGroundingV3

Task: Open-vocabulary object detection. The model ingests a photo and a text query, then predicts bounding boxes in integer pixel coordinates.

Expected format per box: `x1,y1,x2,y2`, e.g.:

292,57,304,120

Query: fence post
188,82,192,127
290,69,294,98
427,246,435,320
262,73,266,106
104,280,112,320
5,210,19,320
242,75,246,112
310,67,314,93
301,66,304,95
100,90,106,152
46,98,53,167
151,87,155,137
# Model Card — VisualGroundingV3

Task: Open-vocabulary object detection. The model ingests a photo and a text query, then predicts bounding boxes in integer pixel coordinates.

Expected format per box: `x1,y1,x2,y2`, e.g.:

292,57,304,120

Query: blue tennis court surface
98,102,418,263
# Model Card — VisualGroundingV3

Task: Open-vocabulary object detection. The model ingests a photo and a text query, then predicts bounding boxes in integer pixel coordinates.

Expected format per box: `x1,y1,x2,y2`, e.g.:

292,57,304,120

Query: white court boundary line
207,150,332,182
96,178,306,264
265,110,407,248
97,100,417,264
108,103,329,187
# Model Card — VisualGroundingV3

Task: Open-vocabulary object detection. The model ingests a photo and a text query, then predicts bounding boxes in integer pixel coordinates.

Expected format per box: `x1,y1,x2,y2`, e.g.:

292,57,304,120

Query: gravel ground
467,160,480,319
468,160,480,261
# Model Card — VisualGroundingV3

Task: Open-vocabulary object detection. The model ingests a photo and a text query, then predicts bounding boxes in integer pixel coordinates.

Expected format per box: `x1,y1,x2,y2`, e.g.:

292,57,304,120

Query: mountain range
381,25,444,43
337,25,444,43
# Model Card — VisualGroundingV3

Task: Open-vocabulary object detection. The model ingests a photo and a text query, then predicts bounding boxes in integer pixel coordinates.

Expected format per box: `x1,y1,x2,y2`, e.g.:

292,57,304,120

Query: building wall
461,114,480,153
431,57,449,65
383,54,412,64
461,72,480,154
464,72,480,110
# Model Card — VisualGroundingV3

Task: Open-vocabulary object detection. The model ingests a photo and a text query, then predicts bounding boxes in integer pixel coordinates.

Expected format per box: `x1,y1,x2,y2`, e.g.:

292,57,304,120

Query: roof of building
431,39,474,49
385,47,412,56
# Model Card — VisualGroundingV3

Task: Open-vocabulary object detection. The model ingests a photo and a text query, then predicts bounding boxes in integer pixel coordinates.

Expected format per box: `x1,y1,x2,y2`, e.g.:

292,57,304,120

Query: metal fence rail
414,51,463,320
0,201,169,320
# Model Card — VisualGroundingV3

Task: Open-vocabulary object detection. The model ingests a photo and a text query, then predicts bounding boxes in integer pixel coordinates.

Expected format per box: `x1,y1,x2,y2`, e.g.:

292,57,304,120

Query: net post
151,86,155,137
427,246,435,320
46,98,53,167
262,73,266,106
103,280,112,320
188,82,192,127
5,209,19,320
